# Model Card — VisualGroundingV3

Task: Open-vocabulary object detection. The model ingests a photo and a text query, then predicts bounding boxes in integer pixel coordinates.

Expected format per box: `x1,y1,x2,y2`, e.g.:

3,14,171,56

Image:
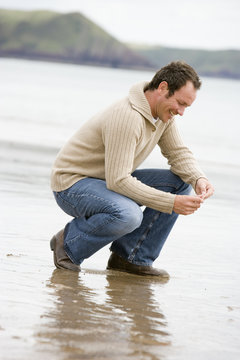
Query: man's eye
179,101,187,107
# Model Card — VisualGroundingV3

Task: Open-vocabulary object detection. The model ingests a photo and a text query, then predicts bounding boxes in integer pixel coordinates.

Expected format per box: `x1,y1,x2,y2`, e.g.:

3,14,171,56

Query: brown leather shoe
107,252,169,278
50,229,80,272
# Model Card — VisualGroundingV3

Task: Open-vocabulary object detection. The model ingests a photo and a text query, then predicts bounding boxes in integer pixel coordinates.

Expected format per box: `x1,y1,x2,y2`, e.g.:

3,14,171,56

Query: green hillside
130,44,240,79
0,9,152,69
0,9,239,78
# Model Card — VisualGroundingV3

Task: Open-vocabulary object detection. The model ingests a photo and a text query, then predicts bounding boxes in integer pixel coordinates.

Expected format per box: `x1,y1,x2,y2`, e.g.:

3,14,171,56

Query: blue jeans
53,169,191,266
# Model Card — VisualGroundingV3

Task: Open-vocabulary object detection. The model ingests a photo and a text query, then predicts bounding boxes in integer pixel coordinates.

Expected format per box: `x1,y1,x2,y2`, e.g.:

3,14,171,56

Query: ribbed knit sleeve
159,119,207,189
103,106,176,214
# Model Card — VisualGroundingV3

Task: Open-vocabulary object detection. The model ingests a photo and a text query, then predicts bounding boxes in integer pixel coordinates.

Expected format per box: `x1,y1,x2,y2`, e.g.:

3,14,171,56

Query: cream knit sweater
51,82,206,214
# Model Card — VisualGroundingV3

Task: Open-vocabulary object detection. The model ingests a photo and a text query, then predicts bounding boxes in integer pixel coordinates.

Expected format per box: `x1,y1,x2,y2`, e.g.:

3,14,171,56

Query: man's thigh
132,169,185,193
54,177,140,218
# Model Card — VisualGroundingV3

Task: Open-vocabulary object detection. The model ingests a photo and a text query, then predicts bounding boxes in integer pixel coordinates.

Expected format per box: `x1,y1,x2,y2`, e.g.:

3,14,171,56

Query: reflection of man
105,274,170,349
38,270,169,358
50,61,214,277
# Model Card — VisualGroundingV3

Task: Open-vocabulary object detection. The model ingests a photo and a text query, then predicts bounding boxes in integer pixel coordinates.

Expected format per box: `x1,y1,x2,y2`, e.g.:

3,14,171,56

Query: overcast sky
0,0,239,50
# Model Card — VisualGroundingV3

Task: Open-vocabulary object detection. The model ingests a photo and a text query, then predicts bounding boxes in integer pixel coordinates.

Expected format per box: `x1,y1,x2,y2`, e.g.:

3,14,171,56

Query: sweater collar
128,82,156,125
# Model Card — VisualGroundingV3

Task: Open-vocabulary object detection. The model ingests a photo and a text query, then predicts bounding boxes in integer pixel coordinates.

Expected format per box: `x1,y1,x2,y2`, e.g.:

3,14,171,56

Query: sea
0,58,239,360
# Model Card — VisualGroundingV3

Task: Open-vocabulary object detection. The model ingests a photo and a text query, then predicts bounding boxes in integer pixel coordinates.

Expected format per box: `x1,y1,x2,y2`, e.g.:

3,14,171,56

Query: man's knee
165,171,191,195
178,181,191,195
114,202,143,235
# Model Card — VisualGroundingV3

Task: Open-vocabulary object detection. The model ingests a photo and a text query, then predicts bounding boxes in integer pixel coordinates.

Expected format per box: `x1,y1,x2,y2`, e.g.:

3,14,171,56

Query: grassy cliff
0,9,152,69
130,44,240,79
0,9,239,78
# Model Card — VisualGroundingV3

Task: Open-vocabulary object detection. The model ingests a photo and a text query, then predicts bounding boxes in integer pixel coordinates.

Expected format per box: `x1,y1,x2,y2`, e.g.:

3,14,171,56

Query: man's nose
178,107,185,116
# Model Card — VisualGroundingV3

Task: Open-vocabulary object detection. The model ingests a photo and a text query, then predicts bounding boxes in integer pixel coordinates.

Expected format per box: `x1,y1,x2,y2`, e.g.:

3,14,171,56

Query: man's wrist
195,176,208,189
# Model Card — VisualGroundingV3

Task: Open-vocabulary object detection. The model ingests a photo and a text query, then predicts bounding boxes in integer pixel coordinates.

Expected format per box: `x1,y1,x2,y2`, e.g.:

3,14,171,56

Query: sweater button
152,128,156,132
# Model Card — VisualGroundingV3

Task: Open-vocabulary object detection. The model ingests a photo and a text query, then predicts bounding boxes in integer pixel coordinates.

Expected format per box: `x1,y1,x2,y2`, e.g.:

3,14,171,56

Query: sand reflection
35,269,170,359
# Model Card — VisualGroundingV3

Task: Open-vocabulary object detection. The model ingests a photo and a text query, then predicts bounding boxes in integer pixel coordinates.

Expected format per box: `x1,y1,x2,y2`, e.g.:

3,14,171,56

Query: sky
0,0,239,50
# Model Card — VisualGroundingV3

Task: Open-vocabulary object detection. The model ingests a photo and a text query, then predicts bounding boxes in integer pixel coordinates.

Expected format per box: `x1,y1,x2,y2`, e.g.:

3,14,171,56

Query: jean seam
55,192,77,212
128,212,160,264
57,191,123,219
64,244,79,265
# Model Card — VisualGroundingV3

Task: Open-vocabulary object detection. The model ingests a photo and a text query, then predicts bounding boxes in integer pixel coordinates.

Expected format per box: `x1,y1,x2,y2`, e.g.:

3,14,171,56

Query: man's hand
173,178,214,215
173,195,203,215
195,178,214,200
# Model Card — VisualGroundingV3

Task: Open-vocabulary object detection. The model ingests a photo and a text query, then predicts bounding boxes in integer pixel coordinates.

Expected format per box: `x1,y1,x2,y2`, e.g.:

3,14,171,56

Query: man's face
155,81,197,123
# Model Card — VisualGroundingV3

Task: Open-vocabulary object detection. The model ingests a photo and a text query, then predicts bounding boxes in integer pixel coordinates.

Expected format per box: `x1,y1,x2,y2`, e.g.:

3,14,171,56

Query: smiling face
154,81,197,123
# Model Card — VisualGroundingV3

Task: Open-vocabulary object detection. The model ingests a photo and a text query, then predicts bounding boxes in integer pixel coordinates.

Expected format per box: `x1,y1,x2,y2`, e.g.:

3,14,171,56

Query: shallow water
1,170,239,360
0,59,240,359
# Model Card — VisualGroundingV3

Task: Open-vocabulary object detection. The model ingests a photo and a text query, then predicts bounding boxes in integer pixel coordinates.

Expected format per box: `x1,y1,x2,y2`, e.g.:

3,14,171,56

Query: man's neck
144,89,157,119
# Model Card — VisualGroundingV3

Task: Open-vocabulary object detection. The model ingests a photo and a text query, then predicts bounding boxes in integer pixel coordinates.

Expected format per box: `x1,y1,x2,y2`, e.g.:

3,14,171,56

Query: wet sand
1,143,240,360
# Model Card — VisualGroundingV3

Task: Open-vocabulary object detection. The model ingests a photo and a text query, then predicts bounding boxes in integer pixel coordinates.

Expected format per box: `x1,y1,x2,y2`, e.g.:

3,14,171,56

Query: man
50,61,214,277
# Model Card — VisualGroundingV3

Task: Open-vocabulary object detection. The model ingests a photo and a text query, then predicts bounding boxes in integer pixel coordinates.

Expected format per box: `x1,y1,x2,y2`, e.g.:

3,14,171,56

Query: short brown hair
145,61,201,96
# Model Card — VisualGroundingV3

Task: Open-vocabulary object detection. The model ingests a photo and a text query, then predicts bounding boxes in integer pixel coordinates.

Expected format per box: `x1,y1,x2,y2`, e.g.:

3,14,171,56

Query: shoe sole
107,265,169,278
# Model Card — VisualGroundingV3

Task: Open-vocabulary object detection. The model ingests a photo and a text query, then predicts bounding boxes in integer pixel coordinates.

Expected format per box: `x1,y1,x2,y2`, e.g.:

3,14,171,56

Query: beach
0,58,240,360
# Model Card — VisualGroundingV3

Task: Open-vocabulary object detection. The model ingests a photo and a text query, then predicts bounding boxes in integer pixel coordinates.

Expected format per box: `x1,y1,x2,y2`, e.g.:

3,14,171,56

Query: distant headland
0,9,239,79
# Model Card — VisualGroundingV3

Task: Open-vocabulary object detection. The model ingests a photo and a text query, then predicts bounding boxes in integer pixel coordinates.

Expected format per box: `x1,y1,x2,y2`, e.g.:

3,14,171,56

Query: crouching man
50,61,214,277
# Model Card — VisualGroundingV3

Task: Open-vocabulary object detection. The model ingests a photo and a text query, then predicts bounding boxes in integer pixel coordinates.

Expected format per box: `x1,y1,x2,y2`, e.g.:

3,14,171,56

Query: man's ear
157,81,169,93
